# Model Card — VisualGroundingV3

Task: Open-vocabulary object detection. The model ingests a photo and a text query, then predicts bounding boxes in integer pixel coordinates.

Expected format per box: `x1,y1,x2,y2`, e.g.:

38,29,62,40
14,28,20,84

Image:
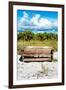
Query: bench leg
51,54,53,61
19,56,24,62
51,50,54,61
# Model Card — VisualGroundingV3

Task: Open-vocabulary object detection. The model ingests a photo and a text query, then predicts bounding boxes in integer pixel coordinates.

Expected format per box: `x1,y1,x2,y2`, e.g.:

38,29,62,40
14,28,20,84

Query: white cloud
53,20,58,27
39,18,52,29
20,12,29,25
18,12,29,30
18,12,58,31
30,14,40,26
23,11,28,18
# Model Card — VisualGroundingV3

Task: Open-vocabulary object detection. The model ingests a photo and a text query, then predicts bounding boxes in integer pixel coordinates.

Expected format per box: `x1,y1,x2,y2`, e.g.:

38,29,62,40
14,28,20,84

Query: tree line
17,30,58,41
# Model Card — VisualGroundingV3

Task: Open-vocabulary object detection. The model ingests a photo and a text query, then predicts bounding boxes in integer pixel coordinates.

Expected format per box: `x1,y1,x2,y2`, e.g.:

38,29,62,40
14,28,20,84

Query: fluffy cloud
30,14,40,26
53,20,58,27
18,12,29,26
18,12,58,31
39,18,52,29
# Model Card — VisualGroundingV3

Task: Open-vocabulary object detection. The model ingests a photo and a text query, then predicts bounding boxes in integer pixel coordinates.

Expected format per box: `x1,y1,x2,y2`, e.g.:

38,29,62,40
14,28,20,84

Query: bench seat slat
24,58,51,62
22,54,51,58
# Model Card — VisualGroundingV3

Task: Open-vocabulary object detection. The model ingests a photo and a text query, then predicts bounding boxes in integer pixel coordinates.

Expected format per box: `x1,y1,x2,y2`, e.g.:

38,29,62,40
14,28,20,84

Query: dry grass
17,39,58,53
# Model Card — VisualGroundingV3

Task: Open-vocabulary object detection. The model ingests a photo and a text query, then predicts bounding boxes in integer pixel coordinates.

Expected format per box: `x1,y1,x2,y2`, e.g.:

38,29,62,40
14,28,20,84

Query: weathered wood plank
24,58,51,62
22,54,51,58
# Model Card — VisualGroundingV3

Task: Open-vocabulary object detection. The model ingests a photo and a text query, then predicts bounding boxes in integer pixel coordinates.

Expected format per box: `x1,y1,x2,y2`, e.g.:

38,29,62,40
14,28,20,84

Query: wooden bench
19,46,54,62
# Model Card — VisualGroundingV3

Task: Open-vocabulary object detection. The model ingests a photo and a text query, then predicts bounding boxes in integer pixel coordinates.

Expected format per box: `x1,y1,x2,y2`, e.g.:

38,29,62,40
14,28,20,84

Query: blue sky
17,9,58,33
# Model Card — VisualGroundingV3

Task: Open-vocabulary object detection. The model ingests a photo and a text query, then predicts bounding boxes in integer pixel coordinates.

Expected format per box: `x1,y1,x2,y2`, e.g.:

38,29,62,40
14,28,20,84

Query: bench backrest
24,46,53,53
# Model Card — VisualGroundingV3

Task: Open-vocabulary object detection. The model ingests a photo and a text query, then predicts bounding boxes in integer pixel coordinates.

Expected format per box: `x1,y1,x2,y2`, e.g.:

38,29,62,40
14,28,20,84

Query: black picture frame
9,1,64,88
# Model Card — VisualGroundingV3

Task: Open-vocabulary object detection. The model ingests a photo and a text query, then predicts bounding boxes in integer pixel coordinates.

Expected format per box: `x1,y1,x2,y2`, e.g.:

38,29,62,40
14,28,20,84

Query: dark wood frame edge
9,1,64,88
9,1,13,88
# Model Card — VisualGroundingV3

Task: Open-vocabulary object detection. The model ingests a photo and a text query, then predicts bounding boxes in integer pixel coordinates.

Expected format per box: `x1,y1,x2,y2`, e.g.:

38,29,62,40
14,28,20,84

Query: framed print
9,1,64,88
